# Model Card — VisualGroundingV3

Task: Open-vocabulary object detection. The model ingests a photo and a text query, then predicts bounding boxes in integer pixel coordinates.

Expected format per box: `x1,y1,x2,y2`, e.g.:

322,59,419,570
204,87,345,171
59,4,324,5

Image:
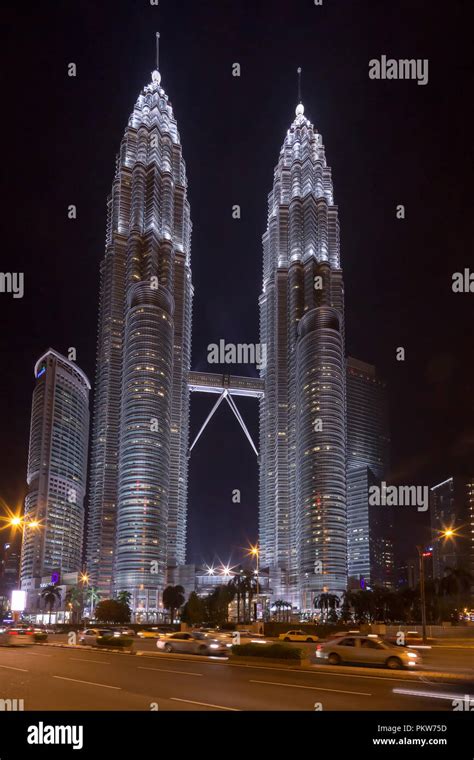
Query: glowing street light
246,543,260,622
418,528,457,643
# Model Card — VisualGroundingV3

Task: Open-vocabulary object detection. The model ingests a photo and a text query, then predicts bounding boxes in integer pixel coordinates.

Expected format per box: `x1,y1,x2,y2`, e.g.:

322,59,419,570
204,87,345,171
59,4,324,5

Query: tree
239,570,257,622
65,586,83,624
181,592,206,625
272,600,284,622
227,569,244,622
85,586,100,618
440,565,472,615
116,590,132,607
205,586,234,626
95,599,131,623
41,584,62,624
162,585,185,623
314,593,339,623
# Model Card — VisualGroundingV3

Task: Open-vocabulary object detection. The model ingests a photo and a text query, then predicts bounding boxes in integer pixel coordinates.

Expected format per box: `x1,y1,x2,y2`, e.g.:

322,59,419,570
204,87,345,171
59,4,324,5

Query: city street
0,642,472,711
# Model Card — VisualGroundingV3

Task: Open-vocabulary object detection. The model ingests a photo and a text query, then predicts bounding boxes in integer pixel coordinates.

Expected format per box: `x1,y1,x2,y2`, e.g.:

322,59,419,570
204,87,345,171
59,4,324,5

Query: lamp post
416,530,455,644
249,545,260,623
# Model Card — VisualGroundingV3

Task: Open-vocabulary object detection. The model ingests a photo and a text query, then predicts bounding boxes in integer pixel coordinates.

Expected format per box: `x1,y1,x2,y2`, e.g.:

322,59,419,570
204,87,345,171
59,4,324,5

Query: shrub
231,643,303,660
33,632,48,642
96,635,133,648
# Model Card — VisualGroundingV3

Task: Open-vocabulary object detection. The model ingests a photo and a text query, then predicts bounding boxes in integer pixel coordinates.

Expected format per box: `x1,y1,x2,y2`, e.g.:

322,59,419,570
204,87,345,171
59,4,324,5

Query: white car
316,635,422,669
79,628,114,645
156,631,228,656
0,627,33,646
279,629,319,643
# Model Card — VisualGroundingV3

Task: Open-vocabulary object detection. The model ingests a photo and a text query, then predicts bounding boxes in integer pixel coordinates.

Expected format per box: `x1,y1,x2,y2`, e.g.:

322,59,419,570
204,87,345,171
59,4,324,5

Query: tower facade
259,102,347,609
21,349,90,584
346,357,391,587
87,65,192,612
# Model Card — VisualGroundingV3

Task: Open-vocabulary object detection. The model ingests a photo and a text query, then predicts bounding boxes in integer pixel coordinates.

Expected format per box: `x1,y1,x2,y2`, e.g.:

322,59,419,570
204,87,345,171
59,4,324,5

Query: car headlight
209,643,220,649
407,652,417,658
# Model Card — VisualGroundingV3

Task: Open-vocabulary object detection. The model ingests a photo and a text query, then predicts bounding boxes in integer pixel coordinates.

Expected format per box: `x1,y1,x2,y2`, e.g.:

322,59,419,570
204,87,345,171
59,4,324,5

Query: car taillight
9,631,18,635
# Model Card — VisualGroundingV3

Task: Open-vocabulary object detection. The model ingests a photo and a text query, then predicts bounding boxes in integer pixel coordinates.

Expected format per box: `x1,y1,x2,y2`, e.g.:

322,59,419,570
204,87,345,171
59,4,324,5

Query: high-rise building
20,349,90,585
87,58,192,613
259,100,347,609
430,477,472,582
346,357,391,588
0,538,21,611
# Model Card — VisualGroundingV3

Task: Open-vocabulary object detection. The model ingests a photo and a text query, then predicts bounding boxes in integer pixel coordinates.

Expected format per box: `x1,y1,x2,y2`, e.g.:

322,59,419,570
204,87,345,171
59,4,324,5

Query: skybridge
187,371,264,457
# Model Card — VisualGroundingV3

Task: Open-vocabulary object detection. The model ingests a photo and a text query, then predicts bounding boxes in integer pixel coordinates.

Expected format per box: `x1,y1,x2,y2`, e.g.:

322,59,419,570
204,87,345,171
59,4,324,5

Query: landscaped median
230,642,310,667
95,634,134,649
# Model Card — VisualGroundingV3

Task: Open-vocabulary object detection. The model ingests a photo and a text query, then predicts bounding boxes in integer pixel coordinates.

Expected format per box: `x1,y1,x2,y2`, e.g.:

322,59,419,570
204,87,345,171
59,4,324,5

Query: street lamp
417,529,455,643
248,544,260,623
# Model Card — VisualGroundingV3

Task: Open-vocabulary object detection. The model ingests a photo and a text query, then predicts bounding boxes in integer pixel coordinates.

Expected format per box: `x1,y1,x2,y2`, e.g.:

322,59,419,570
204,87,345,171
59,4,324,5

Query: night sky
1,0,472,569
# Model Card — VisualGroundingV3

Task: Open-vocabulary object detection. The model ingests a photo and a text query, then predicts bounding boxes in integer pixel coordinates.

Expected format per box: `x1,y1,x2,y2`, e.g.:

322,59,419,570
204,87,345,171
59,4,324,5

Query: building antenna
156,32,160,70
297,67,302,104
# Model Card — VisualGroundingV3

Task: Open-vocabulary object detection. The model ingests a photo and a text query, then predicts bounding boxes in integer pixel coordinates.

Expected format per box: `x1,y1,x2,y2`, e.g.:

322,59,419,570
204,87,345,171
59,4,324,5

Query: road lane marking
69,658,111,665
138,666,203,677
393,688,473,701
249,679,371,696
53,675,120,689
170,698,240,711
20,652,52,657
0,664,29,672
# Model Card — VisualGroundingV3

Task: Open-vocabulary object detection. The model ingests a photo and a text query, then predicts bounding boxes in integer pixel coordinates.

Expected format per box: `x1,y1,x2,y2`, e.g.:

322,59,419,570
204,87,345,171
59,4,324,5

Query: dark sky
1,0,473,569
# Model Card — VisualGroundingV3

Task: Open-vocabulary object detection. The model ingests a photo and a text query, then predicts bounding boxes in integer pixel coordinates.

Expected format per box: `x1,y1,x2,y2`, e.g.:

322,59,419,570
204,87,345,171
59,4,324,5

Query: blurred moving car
156,631,228,656
136,627,171,639
112,628,135,637
316,635,421,669
279,629,319,643
0,627,34,646
79,628,114,645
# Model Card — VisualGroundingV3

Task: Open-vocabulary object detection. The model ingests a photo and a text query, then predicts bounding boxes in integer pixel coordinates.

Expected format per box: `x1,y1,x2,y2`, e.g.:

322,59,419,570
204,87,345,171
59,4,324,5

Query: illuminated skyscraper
21,349,90,584
87,48,192,613
346,357,391,588
259,98,347,609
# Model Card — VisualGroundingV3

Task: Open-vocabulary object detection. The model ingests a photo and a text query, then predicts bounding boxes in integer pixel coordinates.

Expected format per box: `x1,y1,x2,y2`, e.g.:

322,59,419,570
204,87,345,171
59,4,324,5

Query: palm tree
41,584,62,624
239,571,257,622
227,570,244,623
116,590,132,607
65,586,83,624
314,592,340,623
272,600,284,622
85,586,100,619
162,585,185,623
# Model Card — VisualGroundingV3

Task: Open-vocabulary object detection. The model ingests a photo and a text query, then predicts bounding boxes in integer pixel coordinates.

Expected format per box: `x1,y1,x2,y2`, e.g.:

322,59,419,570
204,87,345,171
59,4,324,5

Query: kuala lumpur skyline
1,0,473,579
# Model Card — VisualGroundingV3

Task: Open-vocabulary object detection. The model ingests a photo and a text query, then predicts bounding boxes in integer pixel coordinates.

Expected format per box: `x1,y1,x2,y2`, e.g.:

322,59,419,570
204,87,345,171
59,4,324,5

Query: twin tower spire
86,38,346,614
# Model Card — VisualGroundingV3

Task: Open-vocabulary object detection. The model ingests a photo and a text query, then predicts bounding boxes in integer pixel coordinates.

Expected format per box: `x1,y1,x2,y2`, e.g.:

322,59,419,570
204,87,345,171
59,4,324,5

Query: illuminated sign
11,590,26,612
51,571,60,585
36,365,46,379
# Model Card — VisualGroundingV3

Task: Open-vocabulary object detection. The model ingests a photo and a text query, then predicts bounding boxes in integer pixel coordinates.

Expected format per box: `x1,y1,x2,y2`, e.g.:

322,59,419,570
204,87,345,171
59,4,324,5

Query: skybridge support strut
188,389,259,458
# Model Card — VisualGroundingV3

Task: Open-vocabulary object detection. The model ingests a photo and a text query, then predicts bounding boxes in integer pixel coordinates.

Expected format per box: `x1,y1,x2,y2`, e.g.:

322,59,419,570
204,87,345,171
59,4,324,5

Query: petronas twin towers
87,55,347,614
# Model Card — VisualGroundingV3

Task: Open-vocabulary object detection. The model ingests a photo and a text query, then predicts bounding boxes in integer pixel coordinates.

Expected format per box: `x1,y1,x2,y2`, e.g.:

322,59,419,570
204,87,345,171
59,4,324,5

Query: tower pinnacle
296,66,304,115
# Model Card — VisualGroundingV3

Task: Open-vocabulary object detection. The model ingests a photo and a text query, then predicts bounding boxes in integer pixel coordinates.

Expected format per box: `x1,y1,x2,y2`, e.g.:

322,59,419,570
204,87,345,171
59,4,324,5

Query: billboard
11,589,26,612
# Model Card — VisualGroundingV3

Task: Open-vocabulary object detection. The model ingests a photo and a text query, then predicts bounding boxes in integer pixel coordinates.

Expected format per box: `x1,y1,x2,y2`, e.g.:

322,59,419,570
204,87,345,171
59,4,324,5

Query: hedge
96,635,133,648
231,643,303,660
